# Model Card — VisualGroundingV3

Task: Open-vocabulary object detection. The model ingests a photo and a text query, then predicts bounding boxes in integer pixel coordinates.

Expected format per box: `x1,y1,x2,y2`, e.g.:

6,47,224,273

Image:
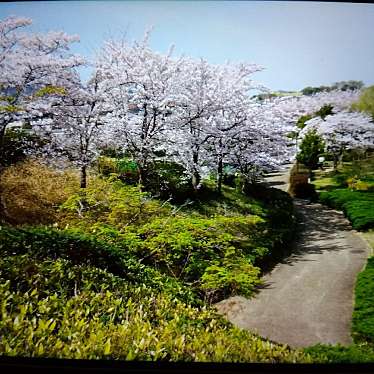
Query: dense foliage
296,129,325,171
0,253,310,362
353,257,374,343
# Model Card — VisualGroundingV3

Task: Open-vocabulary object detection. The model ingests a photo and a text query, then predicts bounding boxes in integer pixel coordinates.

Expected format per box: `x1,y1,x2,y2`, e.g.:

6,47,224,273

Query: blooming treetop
0,15,84,162
301,111,374,155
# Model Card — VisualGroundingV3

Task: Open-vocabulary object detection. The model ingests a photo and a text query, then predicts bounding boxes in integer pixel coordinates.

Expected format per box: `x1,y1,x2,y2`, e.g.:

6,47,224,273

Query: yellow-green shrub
60,176,171,228
0,256,311,363
0,159,79,225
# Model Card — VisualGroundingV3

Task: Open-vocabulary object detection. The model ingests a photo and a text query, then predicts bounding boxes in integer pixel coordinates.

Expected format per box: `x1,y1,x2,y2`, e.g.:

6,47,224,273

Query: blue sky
1,1,373,91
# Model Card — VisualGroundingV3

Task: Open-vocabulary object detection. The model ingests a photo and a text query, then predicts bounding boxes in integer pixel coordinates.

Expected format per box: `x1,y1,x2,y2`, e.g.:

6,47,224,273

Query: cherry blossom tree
168,59,264,191
300,111,374,169
34,70,113,188
96,34,184,187
0,15,84,165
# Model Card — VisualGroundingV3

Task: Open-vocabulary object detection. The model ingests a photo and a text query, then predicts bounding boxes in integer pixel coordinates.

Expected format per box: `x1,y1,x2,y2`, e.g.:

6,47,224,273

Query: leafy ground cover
0,160,302,361
0,253,310,362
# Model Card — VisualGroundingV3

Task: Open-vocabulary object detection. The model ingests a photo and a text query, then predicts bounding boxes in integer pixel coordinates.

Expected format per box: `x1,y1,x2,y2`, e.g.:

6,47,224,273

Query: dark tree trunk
217,154,223,194
0,125,7,167
332,153,339,171
191,151,200,191
80,165,87,189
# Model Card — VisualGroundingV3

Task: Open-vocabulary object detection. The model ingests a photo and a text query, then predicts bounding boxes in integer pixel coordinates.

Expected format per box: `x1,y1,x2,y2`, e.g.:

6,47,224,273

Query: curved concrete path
216,167,371,348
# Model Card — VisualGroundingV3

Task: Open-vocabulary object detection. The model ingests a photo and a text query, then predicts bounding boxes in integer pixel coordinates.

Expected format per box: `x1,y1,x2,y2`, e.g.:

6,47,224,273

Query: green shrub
296,129,325,170
0,226,197,305
143,161,194,202
352,257,374,343
305,343,374,363
135,215,265,286
0,255,310,362
60,176,171,228
201,257,262,302
319,189,374,230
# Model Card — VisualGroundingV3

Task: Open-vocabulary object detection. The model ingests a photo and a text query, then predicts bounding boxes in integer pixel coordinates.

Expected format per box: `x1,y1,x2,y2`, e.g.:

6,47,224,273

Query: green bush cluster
304,343,374,363
319,189,374,230
57,179,296,302
0,254,310,362
133,215,267,301
96,157,194,201
60,176,171,228
352,257,374,343
0,226,197,305
0,161,301,361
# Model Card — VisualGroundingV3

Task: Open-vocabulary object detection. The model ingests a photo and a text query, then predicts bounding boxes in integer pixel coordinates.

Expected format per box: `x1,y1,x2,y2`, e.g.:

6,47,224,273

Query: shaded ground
216,167,371,348
262,163,292,192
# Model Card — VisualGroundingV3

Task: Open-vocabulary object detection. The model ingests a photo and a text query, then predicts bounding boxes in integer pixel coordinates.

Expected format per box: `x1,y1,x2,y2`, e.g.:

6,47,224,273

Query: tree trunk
0,124,7,167
80,165,87,189
191,151,200,191
217,154,223,194
138,167,144,191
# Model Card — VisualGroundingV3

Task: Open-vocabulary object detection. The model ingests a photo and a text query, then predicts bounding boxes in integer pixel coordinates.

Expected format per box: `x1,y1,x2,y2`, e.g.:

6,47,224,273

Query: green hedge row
352,257,374,343
319,189,374,230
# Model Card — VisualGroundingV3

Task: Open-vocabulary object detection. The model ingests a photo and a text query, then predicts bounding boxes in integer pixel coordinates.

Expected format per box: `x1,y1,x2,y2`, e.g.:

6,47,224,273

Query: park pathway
216,165,372,348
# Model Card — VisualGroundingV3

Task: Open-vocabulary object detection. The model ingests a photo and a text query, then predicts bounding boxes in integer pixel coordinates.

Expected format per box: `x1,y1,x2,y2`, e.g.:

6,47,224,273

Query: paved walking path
216,166,371,348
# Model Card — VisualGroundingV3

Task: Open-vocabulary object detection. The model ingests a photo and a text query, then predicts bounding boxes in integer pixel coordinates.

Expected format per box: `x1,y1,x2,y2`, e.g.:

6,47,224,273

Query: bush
352,257,374,343
201,257,262,302
0,225,197,304
305,343,374,363
0,159,79,225
60,176,171,228
0,257,310,362
293,183,318,200
134,215,266,290
319,189,374,230
144,161,194,202
296,129,325,170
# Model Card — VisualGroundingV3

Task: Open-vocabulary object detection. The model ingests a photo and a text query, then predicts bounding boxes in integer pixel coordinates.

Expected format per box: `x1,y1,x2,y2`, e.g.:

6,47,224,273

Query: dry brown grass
0,159,80,225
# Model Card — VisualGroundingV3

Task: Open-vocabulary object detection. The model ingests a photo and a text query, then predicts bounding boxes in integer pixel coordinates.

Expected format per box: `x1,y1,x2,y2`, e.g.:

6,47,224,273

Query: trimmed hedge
352,257,374,343
319,189,374,230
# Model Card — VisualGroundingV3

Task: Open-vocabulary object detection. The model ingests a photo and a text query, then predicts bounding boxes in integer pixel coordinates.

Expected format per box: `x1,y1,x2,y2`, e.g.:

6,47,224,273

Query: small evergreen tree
297,129,325,171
